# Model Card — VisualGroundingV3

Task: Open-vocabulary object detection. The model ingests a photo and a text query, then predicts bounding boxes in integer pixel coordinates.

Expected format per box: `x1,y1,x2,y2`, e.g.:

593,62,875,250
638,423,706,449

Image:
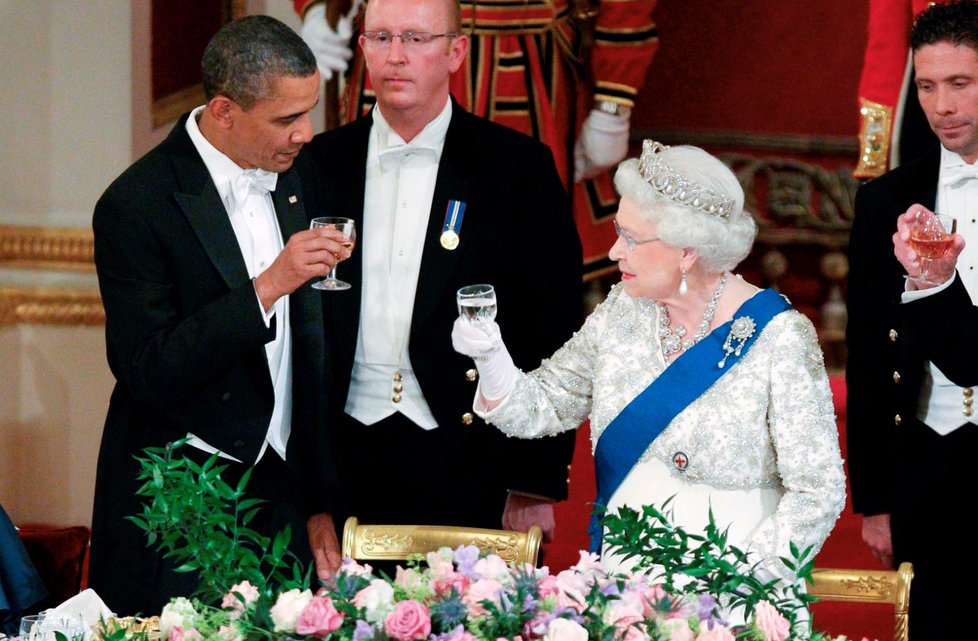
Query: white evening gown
478,283,846,582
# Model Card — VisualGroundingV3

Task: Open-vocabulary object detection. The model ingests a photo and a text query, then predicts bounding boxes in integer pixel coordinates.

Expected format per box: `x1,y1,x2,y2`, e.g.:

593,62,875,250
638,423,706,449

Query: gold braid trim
854,98,894,179
0,287,104,327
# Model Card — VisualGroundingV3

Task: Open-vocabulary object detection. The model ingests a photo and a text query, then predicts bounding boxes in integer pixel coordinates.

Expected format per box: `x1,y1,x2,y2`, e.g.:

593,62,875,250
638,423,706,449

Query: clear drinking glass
457,284,497,329
909,211,957,285
20,613,85,641
310,216,357,291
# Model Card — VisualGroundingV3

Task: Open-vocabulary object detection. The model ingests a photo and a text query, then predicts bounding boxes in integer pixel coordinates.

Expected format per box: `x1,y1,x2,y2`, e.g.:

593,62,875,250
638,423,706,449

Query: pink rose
462,579,504,618
168,626,201,641
221,581,260,617
695,621,735,641
384,600,432,641
537,575,559,599
753,601,790,641
432,571,472,596
295,596,344,638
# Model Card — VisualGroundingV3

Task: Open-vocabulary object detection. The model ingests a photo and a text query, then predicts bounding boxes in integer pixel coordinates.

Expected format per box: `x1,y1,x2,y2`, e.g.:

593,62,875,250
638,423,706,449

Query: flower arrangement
82,442,873,641
151,549,878,641
156,548,792,641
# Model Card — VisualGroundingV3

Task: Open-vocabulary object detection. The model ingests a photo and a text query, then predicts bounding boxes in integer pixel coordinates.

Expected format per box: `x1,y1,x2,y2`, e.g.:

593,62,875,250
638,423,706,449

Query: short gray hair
201,15,317,109
614,145,756,274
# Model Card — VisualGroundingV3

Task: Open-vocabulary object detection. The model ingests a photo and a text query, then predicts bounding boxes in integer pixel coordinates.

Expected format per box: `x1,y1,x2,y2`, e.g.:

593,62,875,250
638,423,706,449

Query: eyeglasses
361,31,458,48
613,219,659,251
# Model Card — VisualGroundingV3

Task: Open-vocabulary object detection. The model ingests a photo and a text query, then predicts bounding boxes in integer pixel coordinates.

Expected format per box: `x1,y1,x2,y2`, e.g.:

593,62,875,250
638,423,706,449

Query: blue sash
588,288,792,552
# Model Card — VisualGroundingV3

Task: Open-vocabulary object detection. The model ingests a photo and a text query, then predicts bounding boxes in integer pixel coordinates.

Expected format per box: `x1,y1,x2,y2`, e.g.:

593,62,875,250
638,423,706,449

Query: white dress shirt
901,146,978,435
184,105,292,461
345,99,453,430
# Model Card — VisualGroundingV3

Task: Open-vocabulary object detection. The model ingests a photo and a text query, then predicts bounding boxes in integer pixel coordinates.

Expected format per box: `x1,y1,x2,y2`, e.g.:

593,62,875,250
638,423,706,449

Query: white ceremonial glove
574,109,631,182
301,2,356,81
451,318,518,402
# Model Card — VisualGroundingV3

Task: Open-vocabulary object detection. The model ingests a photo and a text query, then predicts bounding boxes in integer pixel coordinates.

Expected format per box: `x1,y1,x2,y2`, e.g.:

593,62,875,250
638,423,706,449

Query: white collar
185,106,278,207
371,98,453,159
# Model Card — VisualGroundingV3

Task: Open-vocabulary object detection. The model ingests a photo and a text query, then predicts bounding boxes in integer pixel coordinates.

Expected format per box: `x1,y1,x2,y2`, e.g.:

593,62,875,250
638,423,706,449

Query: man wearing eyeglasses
303,0,583,579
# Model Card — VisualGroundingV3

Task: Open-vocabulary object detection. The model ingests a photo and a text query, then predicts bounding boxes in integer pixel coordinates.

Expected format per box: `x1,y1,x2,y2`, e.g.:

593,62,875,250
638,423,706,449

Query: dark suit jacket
846,146,940,518
902,275,978,386
306,102,582,516
89,116,336,613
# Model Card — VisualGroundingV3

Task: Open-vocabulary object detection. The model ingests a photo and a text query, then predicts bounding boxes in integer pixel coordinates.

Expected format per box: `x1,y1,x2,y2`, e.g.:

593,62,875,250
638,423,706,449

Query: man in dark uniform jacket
303,0,582,579
847,3,978,638
89,16,349,614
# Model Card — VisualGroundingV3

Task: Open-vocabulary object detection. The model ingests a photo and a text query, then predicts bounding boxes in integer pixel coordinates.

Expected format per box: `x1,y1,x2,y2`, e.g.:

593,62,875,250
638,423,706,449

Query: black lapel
904,145,942,211
410,104,479,332
272,167,307,242
320,116,372,355
168,118,251,292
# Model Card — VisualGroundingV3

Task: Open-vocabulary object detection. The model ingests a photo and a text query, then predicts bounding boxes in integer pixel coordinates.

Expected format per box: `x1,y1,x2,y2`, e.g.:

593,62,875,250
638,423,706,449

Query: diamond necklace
658,272,728,358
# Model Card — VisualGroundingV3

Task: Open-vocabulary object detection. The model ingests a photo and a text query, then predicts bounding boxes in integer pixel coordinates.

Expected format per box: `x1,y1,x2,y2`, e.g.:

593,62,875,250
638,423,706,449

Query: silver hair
614,146,756,274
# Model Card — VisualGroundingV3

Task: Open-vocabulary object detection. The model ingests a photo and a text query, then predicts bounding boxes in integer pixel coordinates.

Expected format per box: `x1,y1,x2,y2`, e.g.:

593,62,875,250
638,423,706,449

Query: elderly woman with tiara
452,141,845,588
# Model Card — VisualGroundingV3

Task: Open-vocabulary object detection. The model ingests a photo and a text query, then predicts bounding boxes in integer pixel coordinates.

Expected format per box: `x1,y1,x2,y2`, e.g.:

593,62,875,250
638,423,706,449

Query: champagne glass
310,217,356,291
457,284,497,329
909,211,957,285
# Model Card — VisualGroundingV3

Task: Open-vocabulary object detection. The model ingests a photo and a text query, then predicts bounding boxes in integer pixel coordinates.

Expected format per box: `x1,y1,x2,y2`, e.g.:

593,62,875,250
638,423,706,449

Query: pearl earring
679,267,688,296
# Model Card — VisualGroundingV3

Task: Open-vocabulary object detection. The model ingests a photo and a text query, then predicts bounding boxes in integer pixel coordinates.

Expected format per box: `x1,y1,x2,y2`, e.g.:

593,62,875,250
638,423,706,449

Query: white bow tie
378,144,437,172
229,169,278,211
940,163,978,188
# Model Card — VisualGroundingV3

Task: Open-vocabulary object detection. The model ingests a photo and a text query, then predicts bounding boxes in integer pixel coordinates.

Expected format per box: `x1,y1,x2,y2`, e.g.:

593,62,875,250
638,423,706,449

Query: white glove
574,108,631,182
452,318,518,402
301,2,355,81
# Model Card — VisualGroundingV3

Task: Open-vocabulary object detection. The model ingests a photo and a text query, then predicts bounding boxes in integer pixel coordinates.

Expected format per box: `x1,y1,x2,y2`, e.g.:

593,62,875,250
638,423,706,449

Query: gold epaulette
854,98,894,179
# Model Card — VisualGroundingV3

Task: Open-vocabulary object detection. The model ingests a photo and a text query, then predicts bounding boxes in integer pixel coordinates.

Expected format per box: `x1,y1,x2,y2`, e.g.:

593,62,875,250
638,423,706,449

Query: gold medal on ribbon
440,230,459,250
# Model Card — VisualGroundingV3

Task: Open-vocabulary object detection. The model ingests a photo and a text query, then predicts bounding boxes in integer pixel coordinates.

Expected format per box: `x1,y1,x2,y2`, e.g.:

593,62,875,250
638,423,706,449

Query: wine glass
310,217,356,291
457,284,497,330
909,210,957,285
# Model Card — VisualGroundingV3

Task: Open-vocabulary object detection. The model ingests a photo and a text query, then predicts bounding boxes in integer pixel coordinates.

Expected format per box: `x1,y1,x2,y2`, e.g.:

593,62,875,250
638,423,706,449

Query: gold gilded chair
341,517,543,566
809,562,913,641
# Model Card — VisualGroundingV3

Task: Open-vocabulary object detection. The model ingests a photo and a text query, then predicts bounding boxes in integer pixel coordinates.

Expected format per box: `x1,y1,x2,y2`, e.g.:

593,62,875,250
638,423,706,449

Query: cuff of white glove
586,108,630,133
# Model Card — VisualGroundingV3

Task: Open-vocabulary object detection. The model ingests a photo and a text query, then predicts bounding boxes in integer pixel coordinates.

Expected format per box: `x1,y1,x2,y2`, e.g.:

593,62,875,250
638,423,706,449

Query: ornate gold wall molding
0,287,104,327
0,225,95,270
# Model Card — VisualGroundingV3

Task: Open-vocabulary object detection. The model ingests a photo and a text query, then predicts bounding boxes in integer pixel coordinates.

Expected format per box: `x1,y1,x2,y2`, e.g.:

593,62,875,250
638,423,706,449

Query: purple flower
697,594,718,621
600,582,621,597
352,620,375,641
453,545,480,576
430,624,466,641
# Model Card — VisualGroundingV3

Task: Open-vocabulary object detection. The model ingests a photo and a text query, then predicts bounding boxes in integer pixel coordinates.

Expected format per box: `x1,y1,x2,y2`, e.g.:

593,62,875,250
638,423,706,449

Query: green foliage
126,440,309,605
601,500,816,633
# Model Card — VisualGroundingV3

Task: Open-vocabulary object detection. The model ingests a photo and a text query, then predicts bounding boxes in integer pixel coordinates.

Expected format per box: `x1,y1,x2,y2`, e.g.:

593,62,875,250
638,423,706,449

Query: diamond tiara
637,140,735,219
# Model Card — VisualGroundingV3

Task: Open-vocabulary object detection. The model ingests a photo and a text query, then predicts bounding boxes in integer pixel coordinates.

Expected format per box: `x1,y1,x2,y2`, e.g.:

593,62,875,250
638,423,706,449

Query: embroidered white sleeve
477,286,638,438
745,313,847,580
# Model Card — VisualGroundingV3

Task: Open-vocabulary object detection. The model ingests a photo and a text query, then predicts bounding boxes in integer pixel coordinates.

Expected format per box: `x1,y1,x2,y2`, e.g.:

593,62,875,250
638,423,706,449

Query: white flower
353,579,396,624
473,555,511,583
159,597,199,640
543,618,589,641
270,588,313,632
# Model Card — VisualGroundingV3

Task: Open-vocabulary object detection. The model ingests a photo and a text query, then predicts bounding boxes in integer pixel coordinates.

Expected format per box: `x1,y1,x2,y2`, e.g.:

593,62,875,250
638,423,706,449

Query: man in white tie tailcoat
90,16,349,615
847,3,978,638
